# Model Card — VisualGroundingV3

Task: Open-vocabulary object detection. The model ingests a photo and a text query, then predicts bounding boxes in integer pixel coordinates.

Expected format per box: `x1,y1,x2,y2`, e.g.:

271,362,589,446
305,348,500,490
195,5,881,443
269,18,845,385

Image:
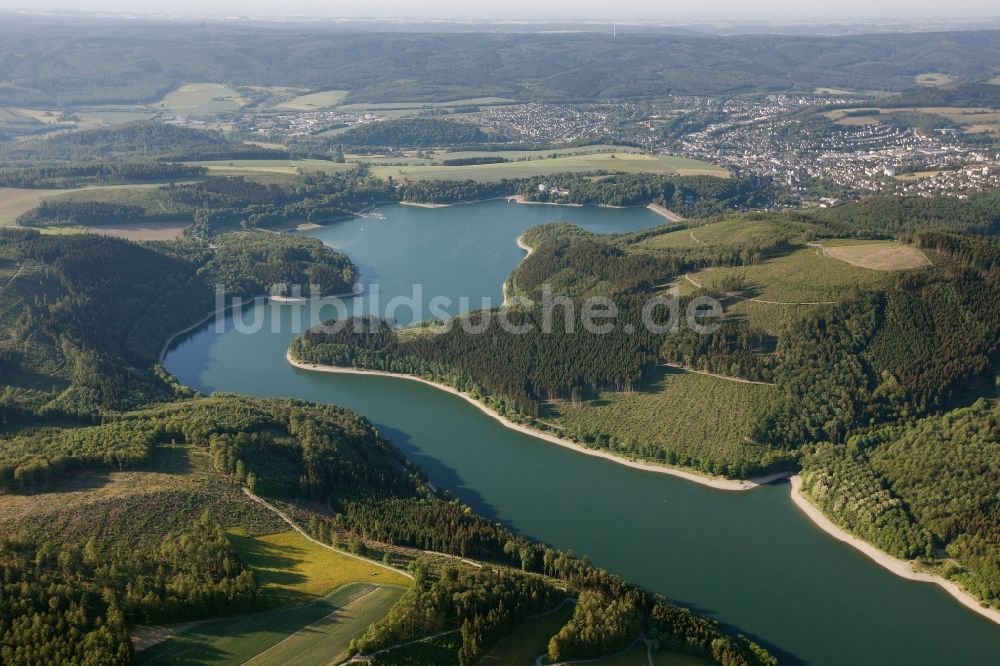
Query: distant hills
1,21,999,105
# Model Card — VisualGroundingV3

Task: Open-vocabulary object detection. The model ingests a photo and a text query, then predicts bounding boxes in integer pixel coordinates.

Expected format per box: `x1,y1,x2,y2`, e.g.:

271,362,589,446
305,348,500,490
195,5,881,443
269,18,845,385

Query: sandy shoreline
158,288,363,363
789,476,1000,626
503,234,535,307
516,234,534,256
400,201,451,208
158,297,268,364
286,352,788,492
506,195,583,207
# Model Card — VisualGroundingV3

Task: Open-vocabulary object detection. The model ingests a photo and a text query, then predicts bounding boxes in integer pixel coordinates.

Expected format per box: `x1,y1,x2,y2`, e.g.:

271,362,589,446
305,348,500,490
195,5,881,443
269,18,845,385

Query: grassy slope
636,218,789,251
370,153,727,182
692,247,893,303
229,529,411,606
181,153,725,181
274,90,350,110
140,527,411,665
139,582,403,666
369,633,464,665
244,585,405,666
0,187,65,225
0,445,285,548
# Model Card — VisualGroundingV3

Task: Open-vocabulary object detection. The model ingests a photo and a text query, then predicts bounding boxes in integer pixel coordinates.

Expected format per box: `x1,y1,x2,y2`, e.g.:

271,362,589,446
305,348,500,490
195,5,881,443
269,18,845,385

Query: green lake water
164,201,1000,665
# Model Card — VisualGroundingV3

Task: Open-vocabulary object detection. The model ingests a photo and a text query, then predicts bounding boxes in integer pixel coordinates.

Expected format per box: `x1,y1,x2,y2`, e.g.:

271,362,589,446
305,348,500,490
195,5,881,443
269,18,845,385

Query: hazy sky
1,0,998,19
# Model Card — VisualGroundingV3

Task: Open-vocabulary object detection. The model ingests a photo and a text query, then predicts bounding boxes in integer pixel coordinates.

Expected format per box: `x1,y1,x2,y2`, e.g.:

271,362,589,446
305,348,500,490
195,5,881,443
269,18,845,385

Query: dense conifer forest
338,118,495,148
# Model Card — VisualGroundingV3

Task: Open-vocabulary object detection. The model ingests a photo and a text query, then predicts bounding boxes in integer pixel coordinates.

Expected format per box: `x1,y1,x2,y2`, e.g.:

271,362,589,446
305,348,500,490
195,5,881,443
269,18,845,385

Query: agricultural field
5,107,62,124
48,183,196,214
0,105,153,133
228,529,411,605
185,159,355,176
827,112,882,126
154,83,248,116
0,187,64,225
437,144,644,161
688,246,897,303
274,90,350,110
370,153,727,182
814,87,862,95
345,144,647,167
85,221,188,240
915,72,956,86
335,97,516,112
242,585,405,666
73,108,157,127
478,602,574,666
879,106,1000,134
138,582,404,666
545,367,778,474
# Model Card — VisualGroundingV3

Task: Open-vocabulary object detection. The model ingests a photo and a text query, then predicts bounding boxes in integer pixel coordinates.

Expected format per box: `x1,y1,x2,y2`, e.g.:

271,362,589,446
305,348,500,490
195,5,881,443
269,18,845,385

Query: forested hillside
516,173,774,215
339,118,493,148
0,387,776,665
199,232,358,297
798,190,1000,237
0,22,998,104
0,121,286,164
0,395,411,662
13,169,763,236
801,399,1000,607
0,228,356,420
877,82,1000,108
0,163,206,189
